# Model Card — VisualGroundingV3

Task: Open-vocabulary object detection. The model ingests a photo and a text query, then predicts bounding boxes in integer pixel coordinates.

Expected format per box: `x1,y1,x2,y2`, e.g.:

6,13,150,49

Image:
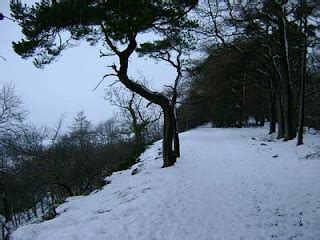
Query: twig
92,74,117,91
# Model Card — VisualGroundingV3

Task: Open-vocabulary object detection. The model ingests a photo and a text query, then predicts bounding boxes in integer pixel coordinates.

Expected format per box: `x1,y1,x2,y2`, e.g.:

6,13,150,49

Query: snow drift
12,126,320,240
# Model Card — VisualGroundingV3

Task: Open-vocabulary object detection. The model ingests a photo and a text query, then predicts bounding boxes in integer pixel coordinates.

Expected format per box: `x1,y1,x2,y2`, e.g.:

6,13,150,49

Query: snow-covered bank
12,126,320,240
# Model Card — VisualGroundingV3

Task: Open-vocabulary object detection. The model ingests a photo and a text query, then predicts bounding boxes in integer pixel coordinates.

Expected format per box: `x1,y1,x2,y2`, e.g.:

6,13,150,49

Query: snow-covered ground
11,126,320,240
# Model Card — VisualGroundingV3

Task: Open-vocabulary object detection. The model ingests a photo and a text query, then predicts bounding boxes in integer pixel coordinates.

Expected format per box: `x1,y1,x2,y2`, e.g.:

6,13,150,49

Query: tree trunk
259,103,265,126
49,191,57,216
13,215,18,228
238,79,246,128
32,204,38,218
269,90,276,134
133,127,144,154
40,198,45,214
2,196,11,223
116,37,180,168
238,106,243,128
174,130,180,158
276,3,296,141
172,104,180,158
162,106,176,167
275,92,285,139
297,13,308,146
27,210,31,221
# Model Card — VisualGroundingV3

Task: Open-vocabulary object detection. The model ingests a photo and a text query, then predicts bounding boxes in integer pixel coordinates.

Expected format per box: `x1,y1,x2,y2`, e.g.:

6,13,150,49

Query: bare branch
92,74,118,91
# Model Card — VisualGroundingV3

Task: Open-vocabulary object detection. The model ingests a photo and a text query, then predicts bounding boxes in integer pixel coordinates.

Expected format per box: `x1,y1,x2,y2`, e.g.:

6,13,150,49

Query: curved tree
137,32,195,157
10,0,198,167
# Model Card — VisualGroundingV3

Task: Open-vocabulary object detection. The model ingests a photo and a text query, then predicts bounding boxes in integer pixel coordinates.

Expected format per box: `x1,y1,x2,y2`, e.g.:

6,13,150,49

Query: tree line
178,0,320,144
9,0,320,170
0,83,161,228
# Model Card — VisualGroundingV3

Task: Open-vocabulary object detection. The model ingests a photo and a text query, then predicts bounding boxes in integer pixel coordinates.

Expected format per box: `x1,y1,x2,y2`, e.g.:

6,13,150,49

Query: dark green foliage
305,66,320,129
179,39,268,129
11,0,197,67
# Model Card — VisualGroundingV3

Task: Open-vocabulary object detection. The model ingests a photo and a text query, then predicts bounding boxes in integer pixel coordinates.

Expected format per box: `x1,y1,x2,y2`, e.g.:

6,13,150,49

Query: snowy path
12,127,320,240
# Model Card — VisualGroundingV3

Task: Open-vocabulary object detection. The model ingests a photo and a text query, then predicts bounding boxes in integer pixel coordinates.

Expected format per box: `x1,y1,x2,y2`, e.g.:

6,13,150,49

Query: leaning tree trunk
162,106,176,167
49,190,57,217
32,199,38,218
114,36,180,168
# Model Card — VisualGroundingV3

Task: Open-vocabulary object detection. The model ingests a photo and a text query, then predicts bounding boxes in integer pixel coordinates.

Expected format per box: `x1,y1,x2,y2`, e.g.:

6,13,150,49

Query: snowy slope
12,126,320,240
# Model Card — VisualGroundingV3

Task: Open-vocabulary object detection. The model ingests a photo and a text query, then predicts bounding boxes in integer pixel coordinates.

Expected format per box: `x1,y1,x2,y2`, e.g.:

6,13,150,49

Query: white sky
0,0,175,129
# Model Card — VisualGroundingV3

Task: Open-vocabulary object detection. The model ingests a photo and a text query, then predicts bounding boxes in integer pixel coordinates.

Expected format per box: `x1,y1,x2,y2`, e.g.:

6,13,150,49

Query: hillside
11,126,320,240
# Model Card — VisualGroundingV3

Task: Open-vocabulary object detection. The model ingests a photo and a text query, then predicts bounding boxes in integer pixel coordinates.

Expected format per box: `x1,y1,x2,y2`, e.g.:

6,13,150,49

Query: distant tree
0,123,47,224
69,111,93,147
0,110,146,227
95,118,121,145
106,85,161,155
0,83,26,223
182,40,268,128
0,83,25,137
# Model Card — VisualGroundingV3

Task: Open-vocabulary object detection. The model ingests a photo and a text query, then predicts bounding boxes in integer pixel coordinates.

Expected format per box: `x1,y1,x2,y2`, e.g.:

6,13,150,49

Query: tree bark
32,202,38,218
275,2,296,140
0,184,11,223
107,36,179,168
174,129,180,158
297,11,308,146
269,90,276,134
49,191,57,216
134,128,143,153
237,79,246,128
40,198,45,214
238,105,243,128
2,196,11,223
172,104,180,158
162,106,176,167
275,92,285,139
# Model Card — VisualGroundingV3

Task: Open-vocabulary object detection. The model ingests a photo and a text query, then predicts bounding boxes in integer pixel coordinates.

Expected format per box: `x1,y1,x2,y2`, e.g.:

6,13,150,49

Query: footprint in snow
95,209,111,214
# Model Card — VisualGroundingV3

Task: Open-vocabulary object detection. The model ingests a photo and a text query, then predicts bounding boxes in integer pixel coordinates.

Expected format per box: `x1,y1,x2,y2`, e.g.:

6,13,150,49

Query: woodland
0,1,319,238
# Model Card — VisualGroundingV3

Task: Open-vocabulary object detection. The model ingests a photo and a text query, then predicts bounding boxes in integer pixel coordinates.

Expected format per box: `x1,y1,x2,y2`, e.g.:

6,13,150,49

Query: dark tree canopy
11,0,197,67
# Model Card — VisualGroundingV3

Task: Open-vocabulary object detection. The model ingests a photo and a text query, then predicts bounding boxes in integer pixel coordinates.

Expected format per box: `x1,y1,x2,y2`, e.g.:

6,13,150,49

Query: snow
11,126,320,240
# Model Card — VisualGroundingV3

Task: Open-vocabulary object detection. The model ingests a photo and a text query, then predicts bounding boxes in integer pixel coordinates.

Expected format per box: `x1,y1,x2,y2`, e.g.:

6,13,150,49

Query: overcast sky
0,0,175,129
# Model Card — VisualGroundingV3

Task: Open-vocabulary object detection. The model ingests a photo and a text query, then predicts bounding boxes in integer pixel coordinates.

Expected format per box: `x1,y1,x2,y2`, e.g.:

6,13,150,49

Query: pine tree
10,0,198,167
